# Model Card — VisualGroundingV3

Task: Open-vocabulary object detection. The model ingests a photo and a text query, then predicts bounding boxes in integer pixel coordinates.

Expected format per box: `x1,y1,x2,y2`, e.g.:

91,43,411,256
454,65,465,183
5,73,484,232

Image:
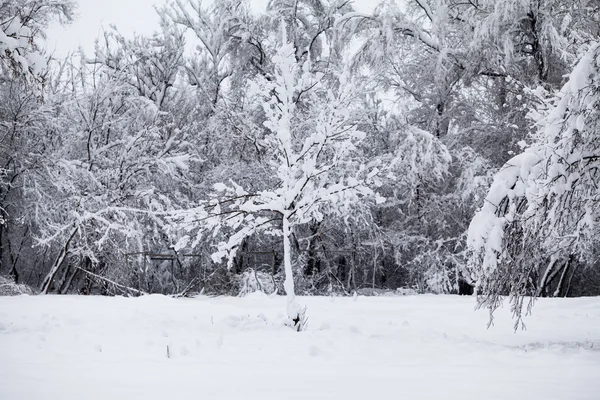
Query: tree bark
282,212,300,327
553,256,572,297
40,227,78,294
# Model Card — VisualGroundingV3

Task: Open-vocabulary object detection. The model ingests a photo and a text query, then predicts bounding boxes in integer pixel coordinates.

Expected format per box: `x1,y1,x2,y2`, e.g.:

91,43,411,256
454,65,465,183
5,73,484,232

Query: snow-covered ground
1,294,599,400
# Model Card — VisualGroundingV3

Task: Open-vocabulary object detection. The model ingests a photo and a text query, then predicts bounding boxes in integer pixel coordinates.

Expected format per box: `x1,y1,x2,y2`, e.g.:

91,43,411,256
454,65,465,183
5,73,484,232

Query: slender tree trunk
434,101,449,137
537,258,557,297
59,264,76,294
282,212,300,326
553,257,571,297
527,9,549,83
6,228,19,283
40,227,78,294
60,256,87,294
564,261,579,297
372,254,377,289
7,238,19,284
0,225,4,275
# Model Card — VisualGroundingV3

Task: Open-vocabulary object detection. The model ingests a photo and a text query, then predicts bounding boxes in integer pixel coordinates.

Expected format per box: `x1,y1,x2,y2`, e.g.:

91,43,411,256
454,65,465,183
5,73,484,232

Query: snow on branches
467,42,600,320
170,29,380,329
0,0,75,79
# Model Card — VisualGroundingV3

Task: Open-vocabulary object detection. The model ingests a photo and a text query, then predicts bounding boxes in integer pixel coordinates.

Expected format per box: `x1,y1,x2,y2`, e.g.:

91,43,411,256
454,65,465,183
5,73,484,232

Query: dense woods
1,0,599,327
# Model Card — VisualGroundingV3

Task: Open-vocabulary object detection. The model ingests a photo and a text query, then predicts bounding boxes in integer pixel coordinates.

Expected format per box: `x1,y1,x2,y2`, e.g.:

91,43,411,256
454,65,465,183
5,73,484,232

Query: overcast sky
45,0,376,56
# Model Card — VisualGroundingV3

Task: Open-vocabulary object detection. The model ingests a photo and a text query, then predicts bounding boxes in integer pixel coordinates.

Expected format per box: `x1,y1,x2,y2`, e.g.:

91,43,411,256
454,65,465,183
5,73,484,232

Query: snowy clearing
1,294,599,400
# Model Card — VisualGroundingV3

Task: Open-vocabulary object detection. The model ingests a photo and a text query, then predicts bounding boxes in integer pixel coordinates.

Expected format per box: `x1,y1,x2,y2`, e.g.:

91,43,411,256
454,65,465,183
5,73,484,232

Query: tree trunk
553,257,572,297
59,264,77,294
0,225,4,275
537,258,558,297
40,227,78,294
434,101,449,137
564,260,579,297
527,10,549,83
282,213,301,328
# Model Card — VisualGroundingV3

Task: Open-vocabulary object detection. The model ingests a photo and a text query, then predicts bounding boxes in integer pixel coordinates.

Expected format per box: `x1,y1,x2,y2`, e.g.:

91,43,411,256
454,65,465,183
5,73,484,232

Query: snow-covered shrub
356,288,394,296
237,269,276,297
423,263,455,294
395,287,418,296
0,276,36,296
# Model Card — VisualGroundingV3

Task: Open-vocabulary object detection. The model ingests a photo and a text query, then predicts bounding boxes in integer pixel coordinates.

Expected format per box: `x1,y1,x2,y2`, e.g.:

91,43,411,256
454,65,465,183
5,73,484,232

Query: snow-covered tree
0,0,75,284
171,30,379,330
332,0,599,295
165,0,255,109
467,42,600,324
2,0,598,303
0,0,75,79
264,0,355,63
29,61,194,294
91,16,185,109
467,0,599,84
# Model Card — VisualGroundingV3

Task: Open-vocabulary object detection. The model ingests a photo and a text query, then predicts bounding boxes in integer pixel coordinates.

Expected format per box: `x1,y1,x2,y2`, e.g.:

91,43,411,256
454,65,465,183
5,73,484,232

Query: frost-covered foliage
237,269,276,296
335,0,600,299
33,66,197,293
0,0,75,79
527,44,600,259
164,0,255,109
468,152,541,279
468,42,600,323
92,17,185,109
468,0,598,83
390,126,452,197
0,275,35,295
1,0,599,328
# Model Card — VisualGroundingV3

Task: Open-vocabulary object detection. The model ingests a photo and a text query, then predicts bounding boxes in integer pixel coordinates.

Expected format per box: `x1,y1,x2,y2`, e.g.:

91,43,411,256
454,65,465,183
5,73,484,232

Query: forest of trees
1,0,599,327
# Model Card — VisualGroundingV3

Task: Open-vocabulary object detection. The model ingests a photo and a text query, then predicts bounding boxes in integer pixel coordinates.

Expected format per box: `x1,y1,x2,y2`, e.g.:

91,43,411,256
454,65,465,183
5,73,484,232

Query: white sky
45,0,376,56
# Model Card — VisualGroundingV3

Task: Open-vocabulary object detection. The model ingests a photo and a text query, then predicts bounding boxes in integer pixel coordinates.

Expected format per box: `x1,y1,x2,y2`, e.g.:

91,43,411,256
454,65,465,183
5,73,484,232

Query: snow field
1,294,599,400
